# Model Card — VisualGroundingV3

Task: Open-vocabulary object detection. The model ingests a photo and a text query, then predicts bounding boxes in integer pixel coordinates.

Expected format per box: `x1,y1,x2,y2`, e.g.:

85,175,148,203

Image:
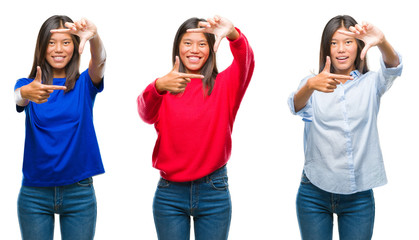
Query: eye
199,42,207,47
346,40,353,45
49,41,55,45
64,41,71,45
330,42,337,46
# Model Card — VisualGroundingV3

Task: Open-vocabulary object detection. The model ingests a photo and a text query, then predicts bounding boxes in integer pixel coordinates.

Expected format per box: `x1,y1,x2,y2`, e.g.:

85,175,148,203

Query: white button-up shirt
288,54,403,194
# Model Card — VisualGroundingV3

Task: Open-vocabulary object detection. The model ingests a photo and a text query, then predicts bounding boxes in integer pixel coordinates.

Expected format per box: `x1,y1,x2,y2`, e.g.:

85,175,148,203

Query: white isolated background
0,0,416,239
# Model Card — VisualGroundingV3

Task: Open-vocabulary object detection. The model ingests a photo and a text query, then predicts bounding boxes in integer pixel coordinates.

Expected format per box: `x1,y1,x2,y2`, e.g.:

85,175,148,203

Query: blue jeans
153,165,231,240
296,173,375,240
18,178,97,240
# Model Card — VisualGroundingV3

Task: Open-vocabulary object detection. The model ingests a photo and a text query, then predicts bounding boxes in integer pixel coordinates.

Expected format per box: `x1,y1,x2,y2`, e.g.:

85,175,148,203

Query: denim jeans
153,165,231,240
18,177,97,240
296,173,375,240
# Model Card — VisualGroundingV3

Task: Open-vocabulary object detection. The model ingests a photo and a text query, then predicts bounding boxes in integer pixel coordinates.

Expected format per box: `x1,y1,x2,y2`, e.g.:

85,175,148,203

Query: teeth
188,57,200,62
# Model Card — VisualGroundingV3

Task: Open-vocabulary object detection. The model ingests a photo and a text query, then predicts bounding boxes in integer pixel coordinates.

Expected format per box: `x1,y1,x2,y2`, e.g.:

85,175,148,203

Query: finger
355,24,364,33
35,66,42,83
50,28,71,33
213,36,222,52
349,26,360,34
199,21,211,28
79,38,87,55
187,28,206,33
360,44,371,60
326,83,338,89
329,74,354,80
43,85,67,91
207,17,217,26
64,22,77,31
337,29,355,37
74,21,85,31
179,73,205,79
323,56,331,73
172,56,180,72
34,99,48,104
80,18,87,29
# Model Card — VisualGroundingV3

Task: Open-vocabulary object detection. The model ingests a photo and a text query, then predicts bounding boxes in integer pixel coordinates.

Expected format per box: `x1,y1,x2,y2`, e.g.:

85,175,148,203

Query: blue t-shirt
14,69,105,187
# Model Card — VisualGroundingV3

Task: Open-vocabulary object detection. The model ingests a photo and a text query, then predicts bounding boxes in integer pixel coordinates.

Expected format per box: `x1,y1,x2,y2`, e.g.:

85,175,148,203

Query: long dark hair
29,15,80,92
172,17,218,95
319,15,369,74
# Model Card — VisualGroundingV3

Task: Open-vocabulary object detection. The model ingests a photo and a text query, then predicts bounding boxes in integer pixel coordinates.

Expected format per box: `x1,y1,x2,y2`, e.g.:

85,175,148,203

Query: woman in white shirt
288,15,402,240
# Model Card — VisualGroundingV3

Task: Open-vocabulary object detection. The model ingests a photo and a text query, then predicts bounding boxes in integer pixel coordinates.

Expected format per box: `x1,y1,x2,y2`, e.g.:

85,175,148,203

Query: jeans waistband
202,164,227,182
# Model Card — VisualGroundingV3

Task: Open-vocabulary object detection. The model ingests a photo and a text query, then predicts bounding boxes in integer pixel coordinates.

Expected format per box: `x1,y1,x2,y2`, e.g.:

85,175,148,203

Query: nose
55,43,63,52
337,43,345,53
191,43,199,53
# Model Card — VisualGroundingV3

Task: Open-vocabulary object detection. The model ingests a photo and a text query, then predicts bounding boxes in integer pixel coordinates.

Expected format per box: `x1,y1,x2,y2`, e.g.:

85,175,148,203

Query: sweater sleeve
222,28,255,115
137,79,165,124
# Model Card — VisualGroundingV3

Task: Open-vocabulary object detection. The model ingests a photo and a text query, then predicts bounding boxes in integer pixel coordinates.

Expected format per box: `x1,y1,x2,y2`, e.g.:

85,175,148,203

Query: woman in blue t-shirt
14,15,106,240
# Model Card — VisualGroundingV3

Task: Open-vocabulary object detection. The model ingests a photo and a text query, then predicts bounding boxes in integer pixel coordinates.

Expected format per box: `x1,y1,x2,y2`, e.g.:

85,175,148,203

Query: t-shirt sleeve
14,78,32,113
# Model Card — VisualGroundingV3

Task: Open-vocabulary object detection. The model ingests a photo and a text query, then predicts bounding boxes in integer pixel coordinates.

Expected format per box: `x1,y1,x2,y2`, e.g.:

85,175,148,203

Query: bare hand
20,66,67,104
308,57,353,93
187,15,236,52
338,22,385,60
51,18,97,55
155,56,204,94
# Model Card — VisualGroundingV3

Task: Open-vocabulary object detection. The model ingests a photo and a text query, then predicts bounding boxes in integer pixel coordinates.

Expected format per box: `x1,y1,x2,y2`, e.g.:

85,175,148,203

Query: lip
51,56,66,62
187,56,202,63
336,56,349,63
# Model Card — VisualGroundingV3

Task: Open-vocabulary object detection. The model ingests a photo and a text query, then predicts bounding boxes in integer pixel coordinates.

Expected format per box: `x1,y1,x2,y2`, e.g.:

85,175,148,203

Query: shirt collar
350,70,361,79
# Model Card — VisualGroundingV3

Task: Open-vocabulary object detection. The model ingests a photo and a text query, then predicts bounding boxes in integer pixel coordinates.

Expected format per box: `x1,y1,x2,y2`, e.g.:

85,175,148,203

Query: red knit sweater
137,29,254,182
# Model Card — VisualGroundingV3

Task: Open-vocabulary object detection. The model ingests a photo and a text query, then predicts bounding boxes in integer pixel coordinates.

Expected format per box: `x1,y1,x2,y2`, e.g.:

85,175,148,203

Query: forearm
293,82,314,113
137,81,164,124
378,38,399,68
88,33,106,84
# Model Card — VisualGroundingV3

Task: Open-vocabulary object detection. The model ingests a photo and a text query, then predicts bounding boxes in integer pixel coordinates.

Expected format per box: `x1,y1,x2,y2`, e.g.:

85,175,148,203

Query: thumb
35,66,42,83
172,56,180,72
79,38,87,55
360,44,371,60
213,36,222,52
323,56,331,73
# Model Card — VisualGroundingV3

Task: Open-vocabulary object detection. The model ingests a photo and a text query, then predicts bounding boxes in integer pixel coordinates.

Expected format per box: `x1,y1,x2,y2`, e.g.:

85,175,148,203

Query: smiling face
178,32,210,74
45,31,74,78
330,27,358,76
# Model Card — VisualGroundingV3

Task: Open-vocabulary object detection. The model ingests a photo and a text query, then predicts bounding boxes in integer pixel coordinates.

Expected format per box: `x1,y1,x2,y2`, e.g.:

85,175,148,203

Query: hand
20,66,67,104
187,15,237,52
338,22,385,60
155,56,204,94
307,57,353,93
51,18,97,54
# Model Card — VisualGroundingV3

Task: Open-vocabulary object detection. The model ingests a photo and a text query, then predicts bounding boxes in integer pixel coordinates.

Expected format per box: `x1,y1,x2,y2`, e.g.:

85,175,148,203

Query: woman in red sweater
137,15,254,239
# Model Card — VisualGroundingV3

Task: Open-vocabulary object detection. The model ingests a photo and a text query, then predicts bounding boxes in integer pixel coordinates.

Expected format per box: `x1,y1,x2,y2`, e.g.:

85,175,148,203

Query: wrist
15,88,29,106
227,27,239,40
154,78,166,94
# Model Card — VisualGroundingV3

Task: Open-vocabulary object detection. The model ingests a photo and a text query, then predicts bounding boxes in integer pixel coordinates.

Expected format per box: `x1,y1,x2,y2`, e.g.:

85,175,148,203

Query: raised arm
51,18,106,86
338,22,399,68
187,15,239,52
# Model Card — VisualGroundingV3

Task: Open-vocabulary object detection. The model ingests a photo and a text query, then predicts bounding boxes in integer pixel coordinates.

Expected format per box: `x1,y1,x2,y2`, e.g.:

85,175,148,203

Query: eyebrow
183,38,208,42
49,38,73,41
331,37,355,41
